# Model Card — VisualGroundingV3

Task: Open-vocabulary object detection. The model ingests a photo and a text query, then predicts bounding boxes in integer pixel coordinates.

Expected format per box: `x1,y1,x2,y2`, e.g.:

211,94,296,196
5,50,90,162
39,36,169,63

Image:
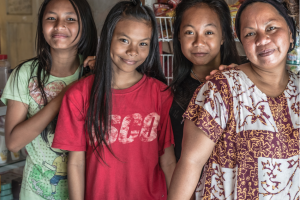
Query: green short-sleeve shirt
1,57,82,200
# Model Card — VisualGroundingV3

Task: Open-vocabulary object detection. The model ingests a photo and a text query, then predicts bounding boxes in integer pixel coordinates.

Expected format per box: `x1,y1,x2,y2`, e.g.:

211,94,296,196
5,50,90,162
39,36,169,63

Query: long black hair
12,0,97,133
169,0,240,96
86,0,166,162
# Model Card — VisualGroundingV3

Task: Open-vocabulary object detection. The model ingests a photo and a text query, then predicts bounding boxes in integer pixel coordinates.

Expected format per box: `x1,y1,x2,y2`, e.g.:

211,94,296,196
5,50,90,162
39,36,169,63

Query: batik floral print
183,68,300,200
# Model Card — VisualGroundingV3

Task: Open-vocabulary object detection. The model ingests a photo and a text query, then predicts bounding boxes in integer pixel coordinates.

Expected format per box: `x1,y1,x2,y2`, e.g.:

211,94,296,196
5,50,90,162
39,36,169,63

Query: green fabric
1,57,83,200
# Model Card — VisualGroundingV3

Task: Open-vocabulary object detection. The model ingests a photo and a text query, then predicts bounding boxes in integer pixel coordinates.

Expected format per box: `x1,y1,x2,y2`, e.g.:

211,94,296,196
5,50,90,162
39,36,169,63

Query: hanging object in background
153,0,181,17
228,0,245,42
284,0,299,29
287,34,300,74
0,55,11,101
0,135,8,164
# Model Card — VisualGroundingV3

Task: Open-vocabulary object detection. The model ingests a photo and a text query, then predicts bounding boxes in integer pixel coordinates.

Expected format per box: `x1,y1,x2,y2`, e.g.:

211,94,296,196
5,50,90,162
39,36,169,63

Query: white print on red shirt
90,112,160,145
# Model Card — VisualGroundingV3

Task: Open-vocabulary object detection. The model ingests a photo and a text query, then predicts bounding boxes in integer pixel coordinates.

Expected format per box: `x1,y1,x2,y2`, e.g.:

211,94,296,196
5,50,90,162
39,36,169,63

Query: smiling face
43,0,82,51
110,18,152,74
179,4,224,67
240,2,293,70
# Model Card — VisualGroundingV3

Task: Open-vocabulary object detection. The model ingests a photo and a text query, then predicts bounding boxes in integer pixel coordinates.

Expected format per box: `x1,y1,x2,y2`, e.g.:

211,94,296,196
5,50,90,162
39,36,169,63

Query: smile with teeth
121,58,137,65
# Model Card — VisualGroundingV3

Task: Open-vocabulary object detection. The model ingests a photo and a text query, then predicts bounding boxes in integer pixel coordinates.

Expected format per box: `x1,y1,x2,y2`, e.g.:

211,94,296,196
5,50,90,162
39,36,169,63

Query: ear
178,33,181,42
221,38,224,45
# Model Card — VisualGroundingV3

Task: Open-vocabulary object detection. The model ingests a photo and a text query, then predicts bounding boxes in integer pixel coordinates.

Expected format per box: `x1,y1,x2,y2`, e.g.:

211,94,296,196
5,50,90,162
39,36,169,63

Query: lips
258,49,275,57
192,52,208,57
121,58,137,65
52,33,68,38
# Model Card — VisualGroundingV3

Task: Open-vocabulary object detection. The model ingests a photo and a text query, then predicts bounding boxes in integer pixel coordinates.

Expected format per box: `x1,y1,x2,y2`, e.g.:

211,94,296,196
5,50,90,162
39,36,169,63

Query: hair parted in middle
86,0,166,163
169,0,241,98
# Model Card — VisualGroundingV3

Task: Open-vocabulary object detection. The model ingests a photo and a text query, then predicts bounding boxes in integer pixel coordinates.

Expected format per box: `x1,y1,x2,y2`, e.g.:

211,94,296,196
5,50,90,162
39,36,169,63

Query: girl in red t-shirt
52,0,176,199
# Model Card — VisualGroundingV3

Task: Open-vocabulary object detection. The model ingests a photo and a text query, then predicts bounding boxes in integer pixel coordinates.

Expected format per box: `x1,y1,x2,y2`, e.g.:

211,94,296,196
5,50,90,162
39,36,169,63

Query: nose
193,34,206,47
255,32,271,47
54,19,66,30
126,44,138,57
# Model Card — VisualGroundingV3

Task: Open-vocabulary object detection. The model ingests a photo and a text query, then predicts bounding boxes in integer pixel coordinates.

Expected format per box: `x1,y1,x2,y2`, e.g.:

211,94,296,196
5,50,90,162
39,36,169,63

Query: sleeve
1,64,31,105
182,73,231,143
158,87,175,157
52,88,87,151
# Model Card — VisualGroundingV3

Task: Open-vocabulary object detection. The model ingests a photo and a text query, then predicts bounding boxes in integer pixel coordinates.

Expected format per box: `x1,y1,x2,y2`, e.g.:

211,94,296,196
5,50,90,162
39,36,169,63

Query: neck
50,47,79,77
249,62,289,87
191,53,221,80
112,69,143,90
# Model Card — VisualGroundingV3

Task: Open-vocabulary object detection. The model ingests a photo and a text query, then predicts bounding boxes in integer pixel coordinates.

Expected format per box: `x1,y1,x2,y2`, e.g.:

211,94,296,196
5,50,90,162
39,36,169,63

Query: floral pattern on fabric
183,68,300,200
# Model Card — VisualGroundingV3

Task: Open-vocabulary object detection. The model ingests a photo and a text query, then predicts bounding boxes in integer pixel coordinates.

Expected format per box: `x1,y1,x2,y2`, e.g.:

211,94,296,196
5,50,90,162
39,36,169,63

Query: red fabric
52,75,174,200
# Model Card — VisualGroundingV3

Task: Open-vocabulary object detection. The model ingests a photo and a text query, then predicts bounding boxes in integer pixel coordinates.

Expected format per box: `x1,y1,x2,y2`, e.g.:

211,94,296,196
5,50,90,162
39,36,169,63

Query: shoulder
11,60,36,77
146,76,169,92
64,75,94,106
289,71,300,89
145,76,173,103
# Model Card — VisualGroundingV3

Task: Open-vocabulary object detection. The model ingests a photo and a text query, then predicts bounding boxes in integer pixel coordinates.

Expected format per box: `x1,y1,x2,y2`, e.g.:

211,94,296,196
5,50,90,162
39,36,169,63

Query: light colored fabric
183,68,300,200
1,58,82,200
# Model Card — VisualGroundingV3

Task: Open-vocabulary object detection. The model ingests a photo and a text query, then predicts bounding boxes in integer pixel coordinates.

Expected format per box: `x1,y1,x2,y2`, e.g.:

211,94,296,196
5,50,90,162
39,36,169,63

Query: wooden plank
7,22,34,68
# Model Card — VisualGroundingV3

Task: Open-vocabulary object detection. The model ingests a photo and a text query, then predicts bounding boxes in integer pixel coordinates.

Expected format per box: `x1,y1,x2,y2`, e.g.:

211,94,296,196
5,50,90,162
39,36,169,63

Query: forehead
240,2,285,27
114,18,152,39
181,5,221,28
45,0,76,13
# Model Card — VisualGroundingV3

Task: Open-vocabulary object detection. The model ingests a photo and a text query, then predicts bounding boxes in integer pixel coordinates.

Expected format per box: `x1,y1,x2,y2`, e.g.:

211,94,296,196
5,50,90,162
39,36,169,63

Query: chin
192,60,210,66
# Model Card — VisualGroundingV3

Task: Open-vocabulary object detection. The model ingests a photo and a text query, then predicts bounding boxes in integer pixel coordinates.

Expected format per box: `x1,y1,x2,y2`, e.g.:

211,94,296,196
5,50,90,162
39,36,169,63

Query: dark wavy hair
85,0,166,163
169,0,240,95
12,0,97,133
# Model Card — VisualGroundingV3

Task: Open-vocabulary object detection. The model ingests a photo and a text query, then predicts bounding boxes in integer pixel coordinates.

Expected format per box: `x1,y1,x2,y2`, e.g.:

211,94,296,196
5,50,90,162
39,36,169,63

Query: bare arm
68,151,85,200
5,84,74,152
167,120,215,200
160,145,176,190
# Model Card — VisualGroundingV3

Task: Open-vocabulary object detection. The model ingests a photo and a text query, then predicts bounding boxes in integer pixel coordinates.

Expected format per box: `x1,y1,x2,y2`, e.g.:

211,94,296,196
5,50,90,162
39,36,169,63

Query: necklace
191,69,205,83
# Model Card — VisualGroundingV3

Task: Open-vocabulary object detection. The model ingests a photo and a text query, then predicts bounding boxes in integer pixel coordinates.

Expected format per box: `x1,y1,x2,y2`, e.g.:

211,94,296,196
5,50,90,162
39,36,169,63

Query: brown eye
185,31,193,35
140,42,148,46
246,32,255,37
120,39,129,44
267,26,276,31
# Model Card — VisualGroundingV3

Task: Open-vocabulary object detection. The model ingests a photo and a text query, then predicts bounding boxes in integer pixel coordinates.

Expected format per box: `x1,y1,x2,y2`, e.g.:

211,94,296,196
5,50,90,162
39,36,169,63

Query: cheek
207,39,222,55
139,48,150,60
241,40,256,57
180,38,191,57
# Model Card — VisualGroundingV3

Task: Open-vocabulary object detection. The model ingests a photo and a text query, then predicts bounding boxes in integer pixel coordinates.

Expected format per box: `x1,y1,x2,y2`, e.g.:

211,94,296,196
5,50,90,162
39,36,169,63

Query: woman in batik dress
167,0,299,199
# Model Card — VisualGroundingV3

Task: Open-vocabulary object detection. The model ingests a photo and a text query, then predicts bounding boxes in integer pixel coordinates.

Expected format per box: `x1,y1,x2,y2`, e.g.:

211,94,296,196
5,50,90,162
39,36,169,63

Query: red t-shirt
52,75,174,200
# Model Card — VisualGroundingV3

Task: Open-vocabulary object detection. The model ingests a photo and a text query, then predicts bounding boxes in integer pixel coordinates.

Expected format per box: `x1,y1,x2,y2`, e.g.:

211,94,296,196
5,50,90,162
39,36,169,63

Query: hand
205,63,238,80
83,56,96,70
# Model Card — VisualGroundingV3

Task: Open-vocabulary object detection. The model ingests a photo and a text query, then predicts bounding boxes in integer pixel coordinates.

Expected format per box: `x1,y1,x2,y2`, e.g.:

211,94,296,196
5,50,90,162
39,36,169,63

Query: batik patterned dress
183,68,300,200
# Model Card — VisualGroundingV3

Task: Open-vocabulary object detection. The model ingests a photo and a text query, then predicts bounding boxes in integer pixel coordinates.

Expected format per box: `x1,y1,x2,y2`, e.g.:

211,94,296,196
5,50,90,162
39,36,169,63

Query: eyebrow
243,19,279,30
46,11,76,15
119,33,150,41
182,23,217,28
265,19,278,25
